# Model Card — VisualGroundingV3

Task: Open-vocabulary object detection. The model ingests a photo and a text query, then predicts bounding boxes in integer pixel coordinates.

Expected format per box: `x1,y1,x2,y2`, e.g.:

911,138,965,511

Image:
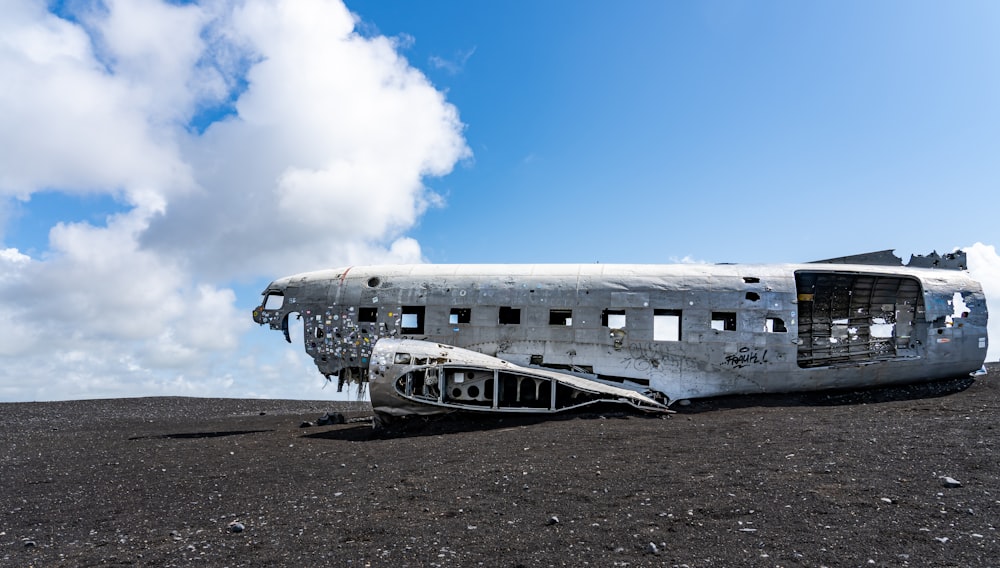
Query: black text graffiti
722,346,769,369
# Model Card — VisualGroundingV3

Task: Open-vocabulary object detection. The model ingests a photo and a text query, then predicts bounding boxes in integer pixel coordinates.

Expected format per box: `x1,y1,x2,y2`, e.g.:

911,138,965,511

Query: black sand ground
2,366,998,567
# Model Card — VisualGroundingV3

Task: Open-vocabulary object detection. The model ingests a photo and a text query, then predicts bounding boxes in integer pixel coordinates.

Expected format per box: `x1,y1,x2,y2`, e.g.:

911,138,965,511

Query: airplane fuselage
253,255,988,423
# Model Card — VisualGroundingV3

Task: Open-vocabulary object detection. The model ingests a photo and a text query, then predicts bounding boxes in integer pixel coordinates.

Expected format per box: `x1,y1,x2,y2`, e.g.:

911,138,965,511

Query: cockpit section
251,268,382,386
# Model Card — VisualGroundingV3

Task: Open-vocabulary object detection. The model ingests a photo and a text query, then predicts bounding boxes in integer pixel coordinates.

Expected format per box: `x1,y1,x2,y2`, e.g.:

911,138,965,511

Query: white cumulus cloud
0,0,469,401
965,242,1000,362
141,0,469,278
0,0,198,199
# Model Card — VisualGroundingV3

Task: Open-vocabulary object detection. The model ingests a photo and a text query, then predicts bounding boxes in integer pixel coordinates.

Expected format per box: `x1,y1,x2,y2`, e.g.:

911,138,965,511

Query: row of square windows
355,306,786,340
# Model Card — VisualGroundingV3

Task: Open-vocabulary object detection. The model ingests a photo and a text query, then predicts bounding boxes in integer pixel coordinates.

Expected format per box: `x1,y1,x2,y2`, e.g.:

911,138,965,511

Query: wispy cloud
429,46,476,75
669,255,710,264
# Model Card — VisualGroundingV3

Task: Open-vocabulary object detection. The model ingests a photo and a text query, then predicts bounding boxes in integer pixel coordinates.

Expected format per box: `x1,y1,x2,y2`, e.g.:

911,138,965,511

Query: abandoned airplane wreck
253,250,988,426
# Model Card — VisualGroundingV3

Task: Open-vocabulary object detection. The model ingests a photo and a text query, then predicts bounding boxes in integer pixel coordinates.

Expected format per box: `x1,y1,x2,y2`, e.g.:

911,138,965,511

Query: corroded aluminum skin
253,258,988,412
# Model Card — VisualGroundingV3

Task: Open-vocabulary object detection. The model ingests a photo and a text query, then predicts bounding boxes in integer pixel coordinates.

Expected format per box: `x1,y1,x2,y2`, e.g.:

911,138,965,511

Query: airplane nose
252,284,287,325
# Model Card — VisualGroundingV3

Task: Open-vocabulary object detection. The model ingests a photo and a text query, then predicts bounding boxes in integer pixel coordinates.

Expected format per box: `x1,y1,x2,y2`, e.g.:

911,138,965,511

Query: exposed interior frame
391,363,663,413
795,271,923,368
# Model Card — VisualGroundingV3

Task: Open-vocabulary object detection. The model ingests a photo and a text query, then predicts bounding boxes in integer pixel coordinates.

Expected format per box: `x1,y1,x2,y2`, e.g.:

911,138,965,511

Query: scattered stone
934,536,949,543
299,421,314,428
677,399,691,406
317,412,346,426
940,476,962,488
3,374,998,566
227,521,245,533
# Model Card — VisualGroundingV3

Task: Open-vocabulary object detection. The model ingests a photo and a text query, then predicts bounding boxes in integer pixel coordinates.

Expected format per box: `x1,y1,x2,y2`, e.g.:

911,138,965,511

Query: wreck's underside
253,250,988,425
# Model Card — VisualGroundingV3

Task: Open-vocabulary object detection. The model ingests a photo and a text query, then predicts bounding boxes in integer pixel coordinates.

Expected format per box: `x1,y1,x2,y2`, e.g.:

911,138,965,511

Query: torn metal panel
810,250,906,267
368,339,669,426
810,249,968,271
253,249,988,425
907,250,968,270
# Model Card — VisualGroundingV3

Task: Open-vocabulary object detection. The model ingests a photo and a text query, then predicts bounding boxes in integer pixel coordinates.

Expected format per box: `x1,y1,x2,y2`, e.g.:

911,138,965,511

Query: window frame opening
601,309,627,329
263,293,284,310
449,308,471,324
498,306,521,325
711,311,737,331
549,309,573,326
653,309,682,341
401,306,426,334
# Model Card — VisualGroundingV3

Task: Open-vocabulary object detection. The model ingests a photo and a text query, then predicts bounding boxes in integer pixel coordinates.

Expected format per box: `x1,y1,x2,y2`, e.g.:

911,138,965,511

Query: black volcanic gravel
2,367,999,567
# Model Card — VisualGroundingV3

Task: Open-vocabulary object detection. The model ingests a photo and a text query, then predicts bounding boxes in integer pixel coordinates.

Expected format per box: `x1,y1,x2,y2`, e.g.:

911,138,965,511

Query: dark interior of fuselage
795,271,923,368
396,366,609,411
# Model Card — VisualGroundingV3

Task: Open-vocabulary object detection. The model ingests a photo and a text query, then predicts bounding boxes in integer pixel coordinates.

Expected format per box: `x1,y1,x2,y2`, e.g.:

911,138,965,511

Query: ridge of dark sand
2,370,998,567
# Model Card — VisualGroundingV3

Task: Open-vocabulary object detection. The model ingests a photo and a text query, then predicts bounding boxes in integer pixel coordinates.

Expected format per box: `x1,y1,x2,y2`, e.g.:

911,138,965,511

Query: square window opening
654,309,681,341
549,309,573,326
499,306,521,325
449,308,471,324
401,306,425,334
711,312,737,331
602,309,627,329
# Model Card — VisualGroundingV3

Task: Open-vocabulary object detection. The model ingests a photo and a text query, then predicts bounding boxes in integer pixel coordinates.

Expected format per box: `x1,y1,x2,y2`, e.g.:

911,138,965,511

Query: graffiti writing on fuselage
722,346,769,369
623,342,681,375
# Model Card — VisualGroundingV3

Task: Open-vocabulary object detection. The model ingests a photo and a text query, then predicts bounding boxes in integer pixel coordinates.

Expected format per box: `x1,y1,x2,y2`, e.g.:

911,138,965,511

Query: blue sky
1,0,998,401
352,1,1000,264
